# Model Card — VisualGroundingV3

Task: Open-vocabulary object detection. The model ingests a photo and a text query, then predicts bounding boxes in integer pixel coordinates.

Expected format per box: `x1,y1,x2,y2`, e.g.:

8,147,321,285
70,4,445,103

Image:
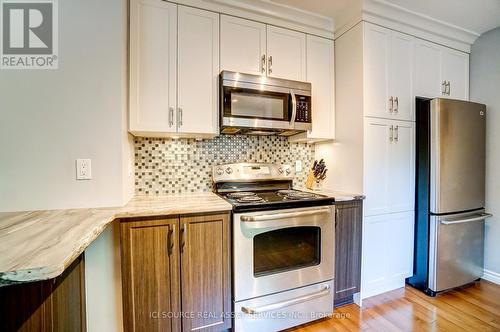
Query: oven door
221,83,297,131
233,206,334,302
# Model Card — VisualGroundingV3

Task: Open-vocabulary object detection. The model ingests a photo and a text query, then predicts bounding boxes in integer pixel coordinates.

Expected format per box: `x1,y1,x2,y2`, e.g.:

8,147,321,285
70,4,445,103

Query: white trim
172,0,335,39
335,0,477,53
483,269,500,285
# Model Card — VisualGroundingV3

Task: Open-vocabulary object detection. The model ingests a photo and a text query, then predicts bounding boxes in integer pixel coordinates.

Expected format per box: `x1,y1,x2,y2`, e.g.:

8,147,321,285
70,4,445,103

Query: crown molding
173,0,335,39
335,0,479,53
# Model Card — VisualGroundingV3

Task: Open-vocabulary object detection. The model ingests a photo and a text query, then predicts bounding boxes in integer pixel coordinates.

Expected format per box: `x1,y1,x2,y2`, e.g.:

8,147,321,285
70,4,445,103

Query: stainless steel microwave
220,71,312,136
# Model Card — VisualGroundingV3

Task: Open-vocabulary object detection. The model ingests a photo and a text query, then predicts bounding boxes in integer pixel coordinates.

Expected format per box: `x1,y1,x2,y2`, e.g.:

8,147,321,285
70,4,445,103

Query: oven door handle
241,284,331,314
290,90,297,126
240,207,332,222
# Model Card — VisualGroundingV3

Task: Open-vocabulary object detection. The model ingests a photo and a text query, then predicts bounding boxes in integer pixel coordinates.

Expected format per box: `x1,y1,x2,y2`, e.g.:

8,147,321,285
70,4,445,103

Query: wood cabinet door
363,22,391,119
180,213,231,332
306,35,335,140
385,211,414,280
129,0,177,133
363,117,392,216
390,31,414,121
220,15,266,75
177,6,219,135
414,39,442,98
442,49,469,100
0,255,86,332
334,201,363,302
266,25,306,81
120,218,181,332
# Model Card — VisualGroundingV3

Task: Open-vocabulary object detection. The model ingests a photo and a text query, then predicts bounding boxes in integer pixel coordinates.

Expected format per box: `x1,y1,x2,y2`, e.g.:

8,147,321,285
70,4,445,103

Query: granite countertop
0,193,232,286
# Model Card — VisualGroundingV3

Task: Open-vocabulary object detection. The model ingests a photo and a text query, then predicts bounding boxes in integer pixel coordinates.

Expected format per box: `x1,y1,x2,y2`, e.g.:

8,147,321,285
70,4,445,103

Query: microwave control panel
295,95,311,123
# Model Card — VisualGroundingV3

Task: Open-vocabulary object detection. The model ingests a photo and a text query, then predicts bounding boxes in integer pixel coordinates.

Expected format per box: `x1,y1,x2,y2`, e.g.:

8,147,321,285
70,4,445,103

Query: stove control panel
213,163,294,183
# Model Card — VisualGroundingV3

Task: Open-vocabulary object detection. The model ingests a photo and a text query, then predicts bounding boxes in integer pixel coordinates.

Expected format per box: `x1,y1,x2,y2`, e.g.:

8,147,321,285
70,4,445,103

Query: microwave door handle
290,90,297,126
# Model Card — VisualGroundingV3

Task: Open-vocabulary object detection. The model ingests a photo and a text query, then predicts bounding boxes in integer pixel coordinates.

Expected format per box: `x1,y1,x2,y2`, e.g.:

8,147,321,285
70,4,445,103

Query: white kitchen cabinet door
385,211,414,279
363,117,391,216
177,6,219,135
220,15,266,75
442,49,469,100
305,35,335,140
414,39,442,98
389,121,415,213
362,211,414,299
390,32,414,121
363,23,391,119
266,25,306,81
129,0,177,133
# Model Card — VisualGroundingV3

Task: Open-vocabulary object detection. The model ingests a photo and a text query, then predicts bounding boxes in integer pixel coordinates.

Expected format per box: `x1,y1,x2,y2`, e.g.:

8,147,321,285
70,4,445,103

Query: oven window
253,226,321,277
223,87,290,121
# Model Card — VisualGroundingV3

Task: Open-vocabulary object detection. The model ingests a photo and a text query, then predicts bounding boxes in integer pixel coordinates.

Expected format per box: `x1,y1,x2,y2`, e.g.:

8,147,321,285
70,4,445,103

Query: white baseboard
483,269,500,285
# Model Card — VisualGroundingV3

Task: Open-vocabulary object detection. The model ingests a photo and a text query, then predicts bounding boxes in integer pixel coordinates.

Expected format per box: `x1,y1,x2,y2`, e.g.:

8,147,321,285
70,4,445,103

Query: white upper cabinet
220,15,266,75
364,117,391,216
290,35,335,142
364,23,414,121
414,39,442,98
388,120,415,213
266,26,306,81
442,49,469,100
414,39,469,100
364,118,415,216
129,1,219,137
364,24,391,120
129,0,177,133
220,16,306,81
177,6,219,135
390,32,414,121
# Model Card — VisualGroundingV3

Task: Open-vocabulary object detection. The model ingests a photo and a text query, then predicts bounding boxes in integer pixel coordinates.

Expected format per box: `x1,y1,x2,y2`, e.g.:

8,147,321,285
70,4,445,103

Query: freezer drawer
428,210,490,292
430,99,486,214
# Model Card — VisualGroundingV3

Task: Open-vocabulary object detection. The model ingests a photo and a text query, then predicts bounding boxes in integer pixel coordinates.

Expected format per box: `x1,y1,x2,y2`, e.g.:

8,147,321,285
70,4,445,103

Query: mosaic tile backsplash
135,135,315,195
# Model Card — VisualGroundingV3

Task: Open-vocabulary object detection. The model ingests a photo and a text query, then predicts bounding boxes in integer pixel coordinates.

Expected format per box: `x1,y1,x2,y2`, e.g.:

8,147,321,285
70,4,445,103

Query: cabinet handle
180,223,187,252
442,81,446,95
446,81,451,95
167,226,175,256
178,107,183,127
268,55,273,75
169,107,174,127
394,97,399,113
389,96,394,113
261,54,266,74
394,125,399,142
389,125,394,142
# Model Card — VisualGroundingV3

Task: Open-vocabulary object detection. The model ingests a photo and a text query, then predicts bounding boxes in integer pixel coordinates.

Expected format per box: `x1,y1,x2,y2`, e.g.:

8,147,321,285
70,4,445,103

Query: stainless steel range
213,163,335,332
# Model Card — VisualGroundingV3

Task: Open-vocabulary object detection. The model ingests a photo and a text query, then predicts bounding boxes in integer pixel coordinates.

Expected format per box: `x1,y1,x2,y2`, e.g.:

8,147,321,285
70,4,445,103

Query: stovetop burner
227,192,257,199
236,195,265,203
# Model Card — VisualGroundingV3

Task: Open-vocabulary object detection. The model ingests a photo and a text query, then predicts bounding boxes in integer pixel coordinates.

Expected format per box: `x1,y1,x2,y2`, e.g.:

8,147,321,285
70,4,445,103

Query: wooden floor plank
286,280,500,332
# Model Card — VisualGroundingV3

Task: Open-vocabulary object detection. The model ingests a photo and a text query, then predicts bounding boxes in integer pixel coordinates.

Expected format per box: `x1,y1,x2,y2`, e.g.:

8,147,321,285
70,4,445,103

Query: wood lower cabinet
120,213,231,332
334,200,363,306
180,214,231,332
120,217,181,332
0,255,86,332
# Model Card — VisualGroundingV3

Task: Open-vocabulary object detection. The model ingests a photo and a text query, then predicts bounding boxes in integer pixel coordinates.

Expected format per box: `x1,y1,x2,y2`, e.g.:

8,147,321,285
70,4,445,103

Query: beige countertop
296,188,365,202
0,193,232,286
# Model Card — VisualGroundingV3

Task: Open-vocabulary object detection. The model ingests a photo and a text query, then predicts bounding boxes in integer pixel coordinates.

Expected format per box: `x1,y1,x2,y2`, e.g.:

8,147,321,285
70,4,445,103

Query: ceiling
270,0,500,35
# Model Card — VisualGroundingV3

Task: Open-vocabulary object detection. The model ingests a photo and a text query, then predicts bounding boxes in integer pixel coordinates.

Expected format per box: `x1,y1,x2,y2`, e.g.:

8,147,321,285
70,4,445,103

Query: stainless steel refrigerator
407,98,492,296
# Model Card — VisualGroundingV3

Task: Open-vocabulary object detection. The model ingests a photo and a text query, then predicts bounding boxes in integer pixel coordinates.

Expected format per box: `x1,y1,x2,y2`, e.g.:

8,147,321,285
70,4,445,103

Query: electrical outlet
76,159,92,180
295,160,302,173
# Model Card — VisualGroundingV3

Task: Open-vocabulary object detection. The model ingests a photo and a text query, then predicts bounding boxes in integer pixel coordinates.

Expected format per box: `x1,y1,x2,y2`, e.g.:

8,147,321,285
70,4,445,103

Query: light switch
76,159,92,180
295,160,302,173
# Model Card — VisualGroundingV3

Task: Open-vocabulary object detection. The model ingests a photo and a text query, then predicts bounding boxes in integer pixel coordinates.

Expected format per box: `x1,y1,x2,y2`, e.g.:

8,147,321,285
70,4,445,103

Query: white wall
470,27,500,282
0,0,134,212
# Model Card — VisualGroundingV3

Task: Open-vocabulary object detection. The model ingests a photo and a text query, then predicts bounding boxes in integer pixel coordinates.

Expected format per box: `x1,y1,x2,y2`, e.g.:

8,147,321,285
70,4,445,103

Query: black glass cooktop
219,189,335,212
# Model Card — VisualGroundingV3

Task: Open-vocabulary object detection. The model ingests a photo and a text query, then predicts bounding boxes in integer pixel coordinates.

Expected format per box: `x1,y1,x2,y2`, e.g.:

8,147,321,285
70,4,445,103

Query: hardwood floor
287,280,500,332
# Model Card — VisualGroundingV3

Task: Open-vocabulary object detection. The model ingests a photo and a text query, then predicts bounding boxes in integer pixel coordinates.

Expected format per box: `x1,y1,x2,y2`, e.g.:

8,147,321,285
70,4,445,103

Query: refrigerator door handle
440,213,492,225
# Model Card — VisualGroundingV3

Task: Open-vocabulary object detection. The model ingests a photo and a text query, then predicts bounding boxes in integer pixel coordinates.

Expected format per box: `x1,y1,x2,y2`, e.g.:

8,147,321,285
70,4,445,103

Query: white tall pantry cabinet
333,21,469,299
